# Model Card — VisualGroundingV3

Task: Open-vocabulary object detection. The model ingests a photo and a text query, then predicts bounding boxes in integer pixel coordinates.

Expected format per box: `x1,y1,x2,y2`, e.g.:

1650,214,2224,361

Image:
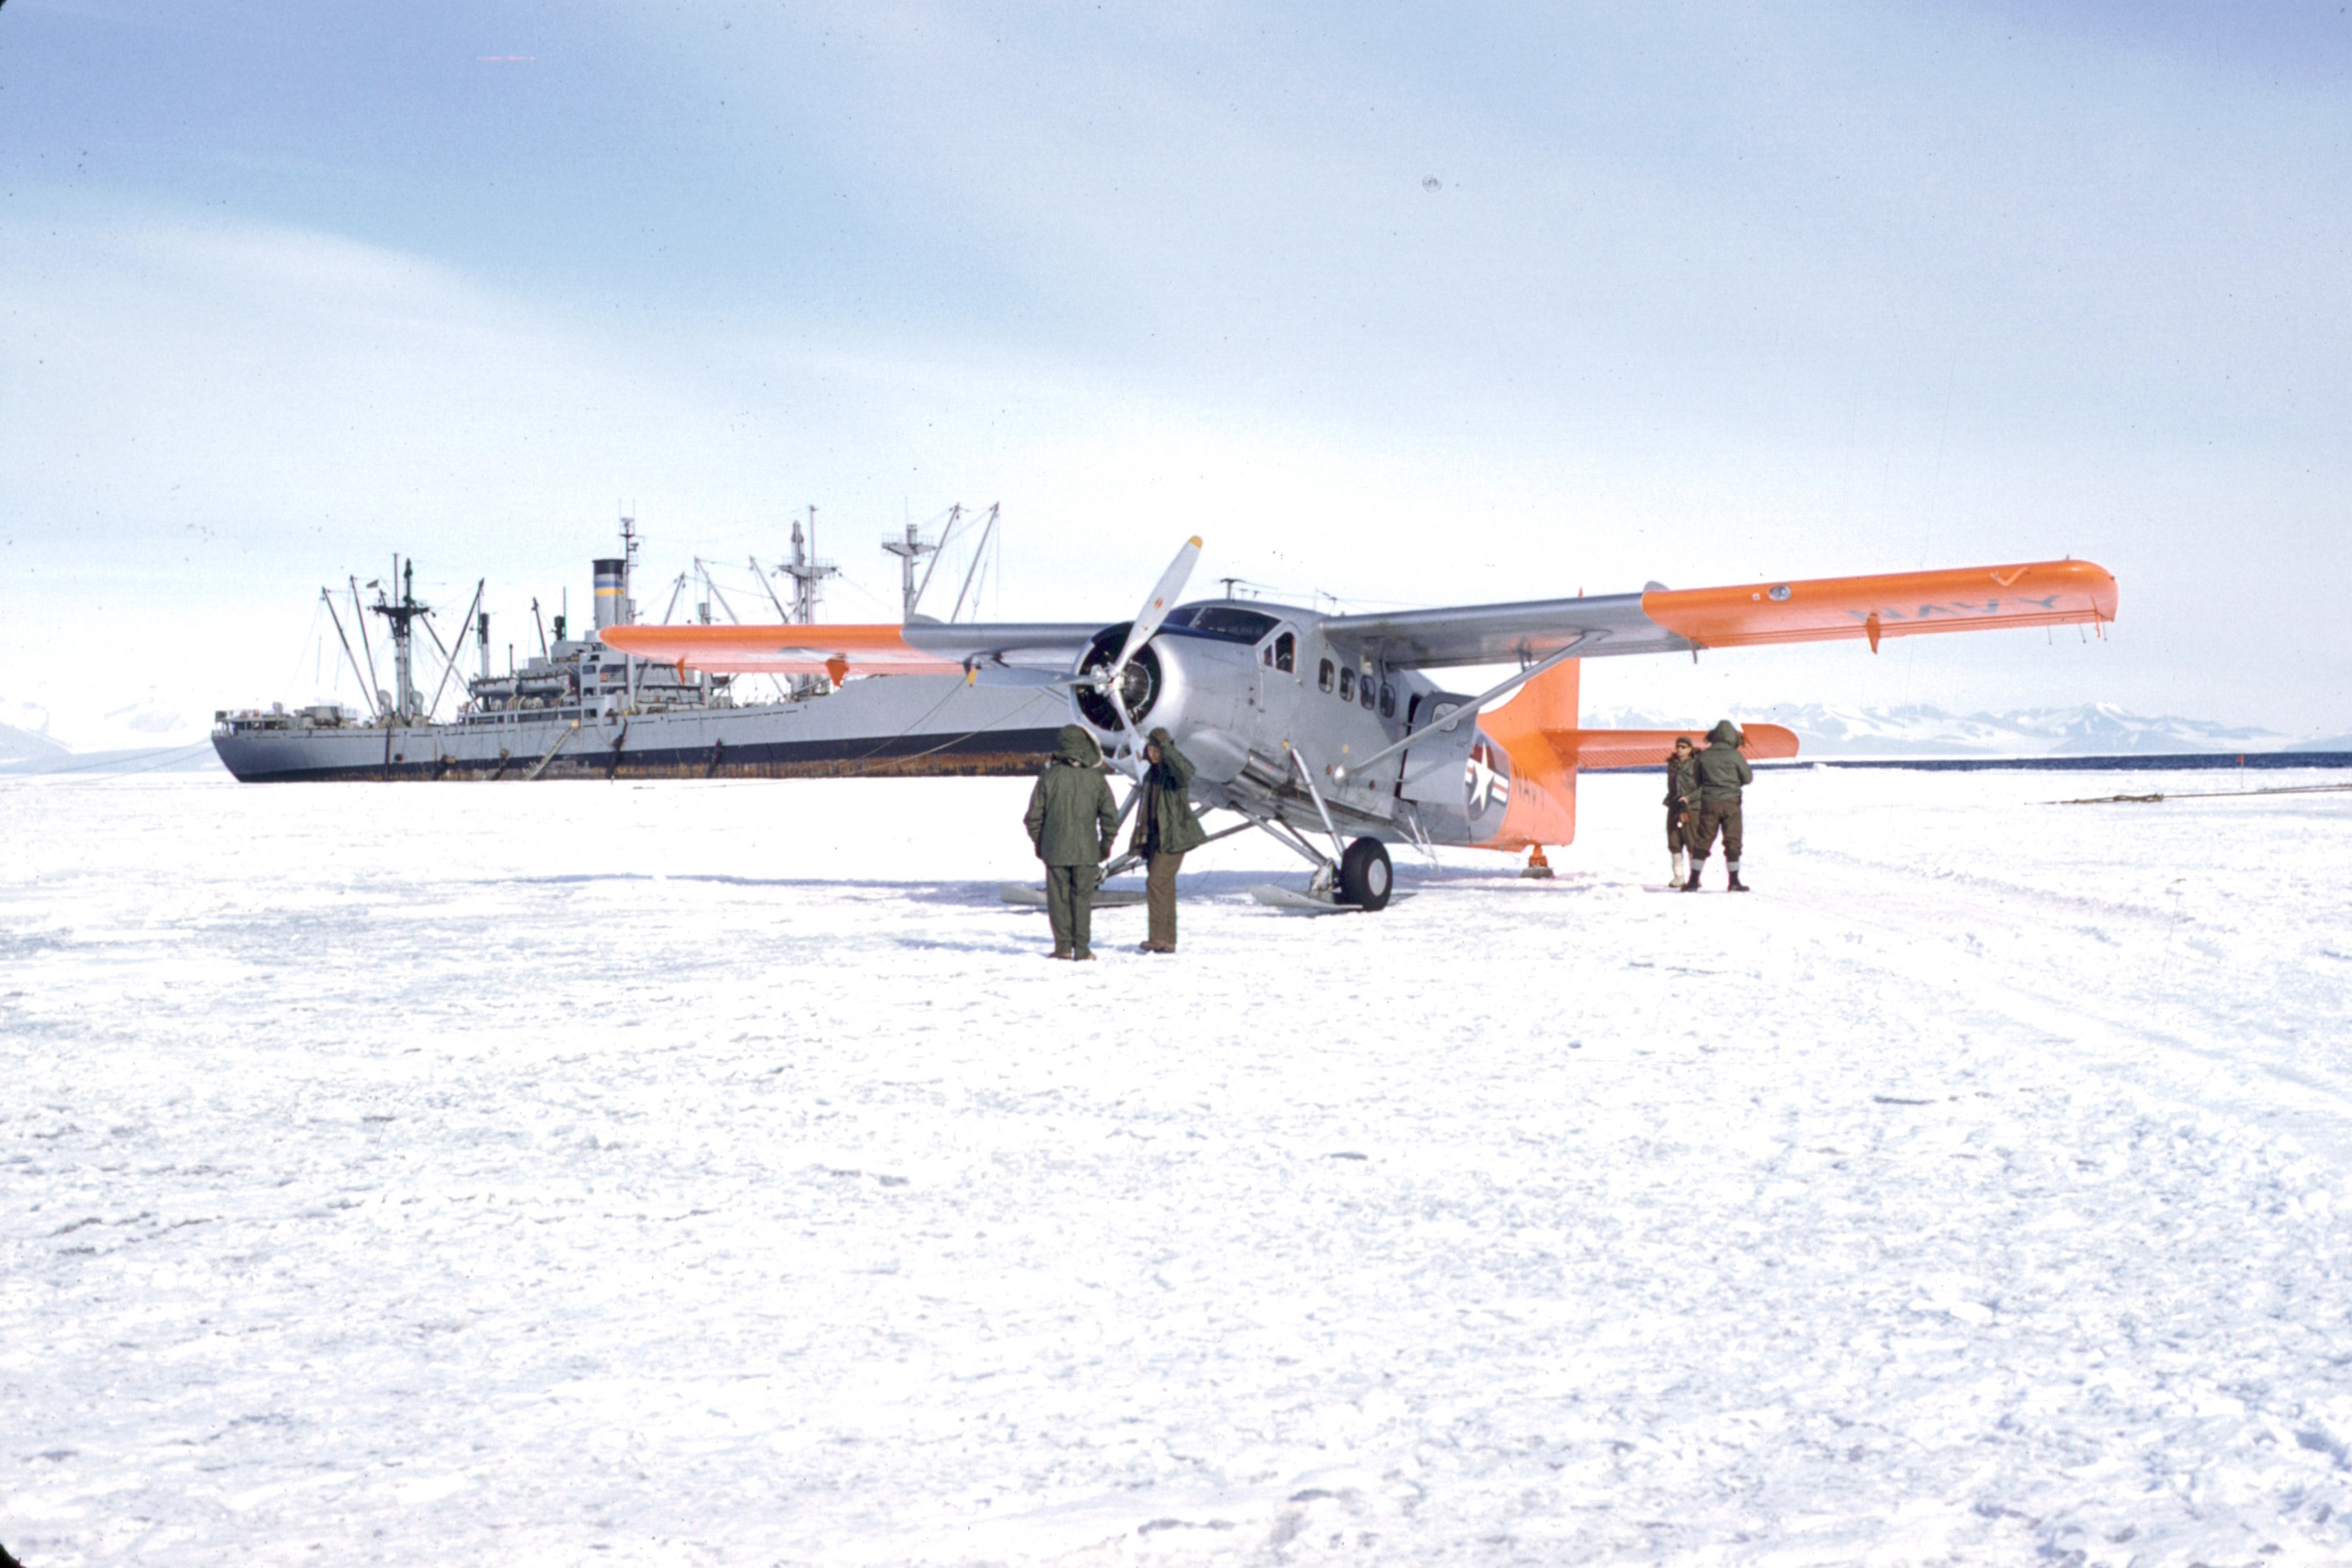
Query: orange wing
599,619,1102,679
597,623,959,676
1324,557,2116,666
1641,560,2116,652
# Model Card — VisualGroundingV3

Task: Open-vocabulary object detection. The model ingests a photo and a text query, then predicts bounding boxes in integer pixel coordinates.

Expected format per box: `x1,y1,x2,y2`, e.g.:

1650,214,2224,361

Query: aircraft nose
1073,631,1166,735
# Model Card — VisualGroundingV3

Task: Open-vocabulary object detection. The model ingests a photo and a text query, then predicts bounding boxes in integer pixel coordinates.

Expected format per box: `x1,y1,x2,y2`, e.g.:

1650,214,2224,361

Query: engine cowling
1071,623,1162,733
1070,623,1260,756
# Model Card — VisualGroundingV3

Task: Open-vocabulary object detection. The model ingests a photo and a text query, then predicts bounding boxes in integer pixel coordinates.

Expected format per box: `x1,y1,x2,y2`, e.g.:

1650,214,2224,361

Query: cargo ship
213,513,1066,782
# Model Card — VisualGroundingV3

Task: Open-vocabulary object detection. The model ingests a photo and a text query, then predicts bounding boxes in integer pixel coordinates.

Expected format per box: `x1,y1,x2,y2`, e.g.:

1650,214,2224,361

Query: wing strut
1330,635,1586,784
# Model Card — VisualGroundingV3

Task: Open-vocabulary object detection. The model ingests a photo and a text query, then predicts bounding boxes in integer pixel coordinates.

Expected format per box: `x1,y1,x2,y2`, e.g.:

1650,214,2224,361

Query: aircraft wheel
1337,837,1393,910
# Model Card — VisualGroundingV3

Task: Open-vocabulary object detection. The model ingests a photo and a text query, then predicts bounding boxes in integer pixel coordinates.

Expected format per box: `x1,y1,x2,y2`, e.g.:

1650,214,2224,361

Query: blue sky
3,1,2347,744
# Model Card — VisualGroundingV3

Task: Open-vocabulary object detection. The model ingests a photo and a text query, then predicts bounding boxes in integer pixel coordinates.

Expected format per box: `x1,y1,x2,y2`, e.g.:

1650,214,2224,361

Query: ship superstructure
214,511,1062,782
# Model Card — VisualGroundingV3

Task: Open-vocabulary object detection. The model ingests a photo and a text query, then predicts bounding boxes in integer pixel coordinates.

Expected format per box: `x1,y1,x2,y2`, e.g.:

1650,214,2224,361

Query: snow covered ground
6,766,2352,1566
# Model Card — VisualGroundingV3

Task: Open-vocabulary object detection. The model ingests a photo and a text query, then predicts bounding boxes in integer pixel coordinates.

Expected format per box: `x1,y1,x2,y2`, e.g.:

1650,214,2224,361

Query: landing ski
998,883,1149,908
1247,884,1416,915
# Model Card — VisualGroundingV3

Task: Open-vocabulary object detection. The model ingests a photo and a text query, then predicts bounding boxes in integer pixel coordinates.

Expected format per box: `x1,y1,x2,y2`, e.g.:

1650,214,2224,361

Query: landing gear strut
1231,808,1400,914
1239,754,1400,913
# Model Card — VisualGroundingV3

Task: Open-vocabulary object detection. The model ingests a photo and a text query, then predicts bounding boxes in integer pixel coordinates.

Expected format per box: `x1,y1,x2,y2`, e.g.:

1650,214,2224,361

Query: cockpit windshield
1162,604,1280,645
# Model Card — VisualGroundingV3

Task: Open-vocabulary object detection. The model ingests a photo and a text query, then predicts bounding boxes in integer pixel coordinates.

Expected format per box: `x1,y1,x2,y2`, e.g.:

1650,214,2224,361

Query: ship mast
619,510,640,624
776,507,839,697
781,504,838,626
597,512,642,714
369,556,430,724
881,517,940,619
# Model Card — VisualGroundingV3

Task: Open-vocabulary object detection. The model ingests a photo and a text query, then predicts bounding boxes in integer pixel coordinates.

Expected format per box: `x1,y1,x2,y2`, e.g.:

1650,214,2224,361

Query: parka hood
1055,724,1102,765
1707,720,1743,747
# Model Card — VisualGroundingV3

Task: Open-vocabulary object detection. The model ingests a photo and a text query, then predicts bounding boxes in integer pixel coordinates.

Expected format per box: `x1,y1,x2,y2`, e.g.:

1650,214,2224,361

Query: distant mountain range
1579,703,2350,758
0,720,73,767
0,721,220,775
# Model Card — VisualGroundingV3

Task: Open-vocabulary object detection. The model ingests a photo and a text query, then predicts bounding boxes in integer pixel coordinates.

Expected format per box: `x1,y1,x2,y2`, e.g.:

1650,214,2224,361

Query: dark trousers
1146,852,1184,949
1690,799,1743,864
1667,806,1695,852
1045,863,1101,955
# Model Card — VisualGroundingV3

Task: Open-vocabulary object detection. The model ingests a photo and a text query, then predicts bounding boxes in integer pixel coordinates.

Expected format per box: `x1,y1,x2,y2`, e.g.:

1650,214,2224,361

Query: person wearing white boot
1663,735,1698,888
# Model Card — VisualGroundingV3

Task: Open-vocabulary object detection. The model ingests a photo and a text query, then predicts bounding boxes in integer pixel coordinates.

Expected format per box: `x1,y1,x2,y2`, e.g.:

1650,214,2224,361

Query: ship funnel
593,558,629,630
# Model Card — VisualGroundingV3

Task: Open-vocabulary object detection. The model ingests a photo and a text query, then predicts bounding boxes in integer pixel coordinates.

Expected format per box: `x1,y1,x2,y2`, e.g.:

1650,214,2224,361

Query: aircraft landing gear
1231,810,1403,914
1337,837,1393,910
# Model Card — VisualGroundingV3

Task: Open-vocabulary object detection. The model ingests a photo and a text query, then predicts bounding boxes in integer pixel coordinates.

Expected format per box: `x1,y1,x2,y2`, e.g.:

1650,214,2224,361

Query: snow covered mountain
0,720,73,769
1579,703,2306,758
0,719,220,775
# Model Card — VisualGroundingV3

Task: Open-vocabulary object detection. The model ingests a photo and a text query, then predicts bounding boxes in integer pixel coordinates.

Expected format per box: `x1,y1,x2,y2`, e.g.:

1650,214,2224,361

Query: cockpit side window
1273,631,1295,673
1319,658,1336,693
1182,606,1280,643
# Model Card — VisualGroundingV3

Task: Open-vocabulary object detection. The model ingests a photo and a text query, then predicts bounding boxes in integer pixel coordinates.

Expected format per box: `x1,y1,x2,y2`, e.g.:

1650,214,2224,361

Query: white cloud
5,0,2350,735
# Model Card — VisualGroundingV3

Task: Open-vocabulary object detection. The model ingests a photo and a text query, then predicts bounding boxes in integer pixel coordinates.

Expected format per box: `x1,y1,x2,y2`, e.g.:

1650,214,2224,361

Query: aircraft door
1252,624,1300,716
1397,691,1479,808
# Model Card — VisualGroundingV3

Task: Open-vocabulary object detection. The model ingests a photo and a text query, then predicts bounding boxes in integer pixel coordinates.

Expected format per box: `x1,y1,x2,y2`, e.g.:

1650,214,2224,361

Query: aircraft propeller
1090,535,1201,768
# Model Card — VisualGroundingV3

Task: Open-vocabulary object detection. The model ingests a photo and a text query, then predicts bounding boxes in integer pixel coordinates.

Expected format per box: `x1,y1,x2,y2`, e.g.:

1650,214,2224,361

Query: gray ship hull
214,677,1067,782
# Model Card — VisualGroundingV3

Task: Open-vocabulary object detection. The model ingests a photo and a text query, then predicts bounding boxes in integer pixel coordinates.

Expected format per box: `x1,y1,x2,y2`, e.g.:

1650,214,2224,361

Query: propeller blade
1103,535,1202,684
1081,535,1202,778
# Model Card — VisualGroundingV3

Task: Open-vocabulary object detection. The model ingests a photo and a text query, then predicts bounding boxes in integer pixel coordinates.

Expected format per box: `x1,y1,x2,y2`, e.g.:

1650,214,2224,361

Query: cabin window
1273,631,1295,673
1262,645,1271,667
1379,681,1396,718
1319,658,1335,693
1338,667,1356,702
1359,675,1376,711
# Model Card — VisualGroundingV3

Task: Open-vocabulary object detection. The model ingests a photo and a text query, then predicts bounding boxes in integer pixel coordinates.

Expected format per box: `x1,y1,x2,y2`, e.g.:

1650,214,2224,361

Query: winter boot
1680,862,1703,892
1726,861,1749,892
1670,850,1688,888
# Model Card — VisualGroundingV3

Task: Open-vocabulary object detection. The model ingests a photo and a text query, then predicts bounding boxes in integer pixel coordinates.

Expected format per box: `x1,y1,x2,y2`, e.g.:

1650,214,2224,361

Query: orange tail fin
1476,662,1580,849
1477,660,1800,850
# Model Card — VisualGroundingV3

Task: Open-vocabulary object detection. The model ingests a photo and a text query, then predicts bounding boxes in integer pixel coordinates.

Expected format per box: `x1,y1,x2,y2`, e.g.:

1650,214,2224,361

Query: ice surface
5,767,2352,1565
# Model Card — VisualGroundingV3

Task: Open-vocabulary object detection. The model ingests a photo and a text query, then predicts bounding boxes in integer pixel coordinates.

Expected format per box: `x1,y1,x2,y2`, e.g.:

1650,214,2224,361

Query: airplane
603,545,2118,910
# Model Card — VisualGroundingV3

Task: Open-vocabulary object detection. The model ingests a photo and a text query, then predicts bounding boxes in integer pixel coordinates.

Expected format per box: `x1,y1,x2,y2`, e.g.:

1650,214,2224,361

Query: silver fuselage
1066,604,1511,849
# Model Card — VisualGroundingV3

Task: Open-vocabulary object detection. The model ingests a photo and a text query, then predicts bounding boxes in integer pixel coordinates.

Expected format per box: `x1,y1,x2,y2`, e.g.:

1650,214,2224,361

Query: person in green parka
1683,718,1754,892
1663,734,1699,889
1130,725,1209,954
1024,724,1120,958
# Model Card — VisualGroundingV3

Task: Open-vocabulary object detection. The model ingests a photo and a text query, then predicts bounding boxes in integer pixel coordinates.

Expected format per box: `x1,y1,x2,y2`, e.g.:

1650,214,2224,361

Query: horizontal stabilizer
1544,725,1800,771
